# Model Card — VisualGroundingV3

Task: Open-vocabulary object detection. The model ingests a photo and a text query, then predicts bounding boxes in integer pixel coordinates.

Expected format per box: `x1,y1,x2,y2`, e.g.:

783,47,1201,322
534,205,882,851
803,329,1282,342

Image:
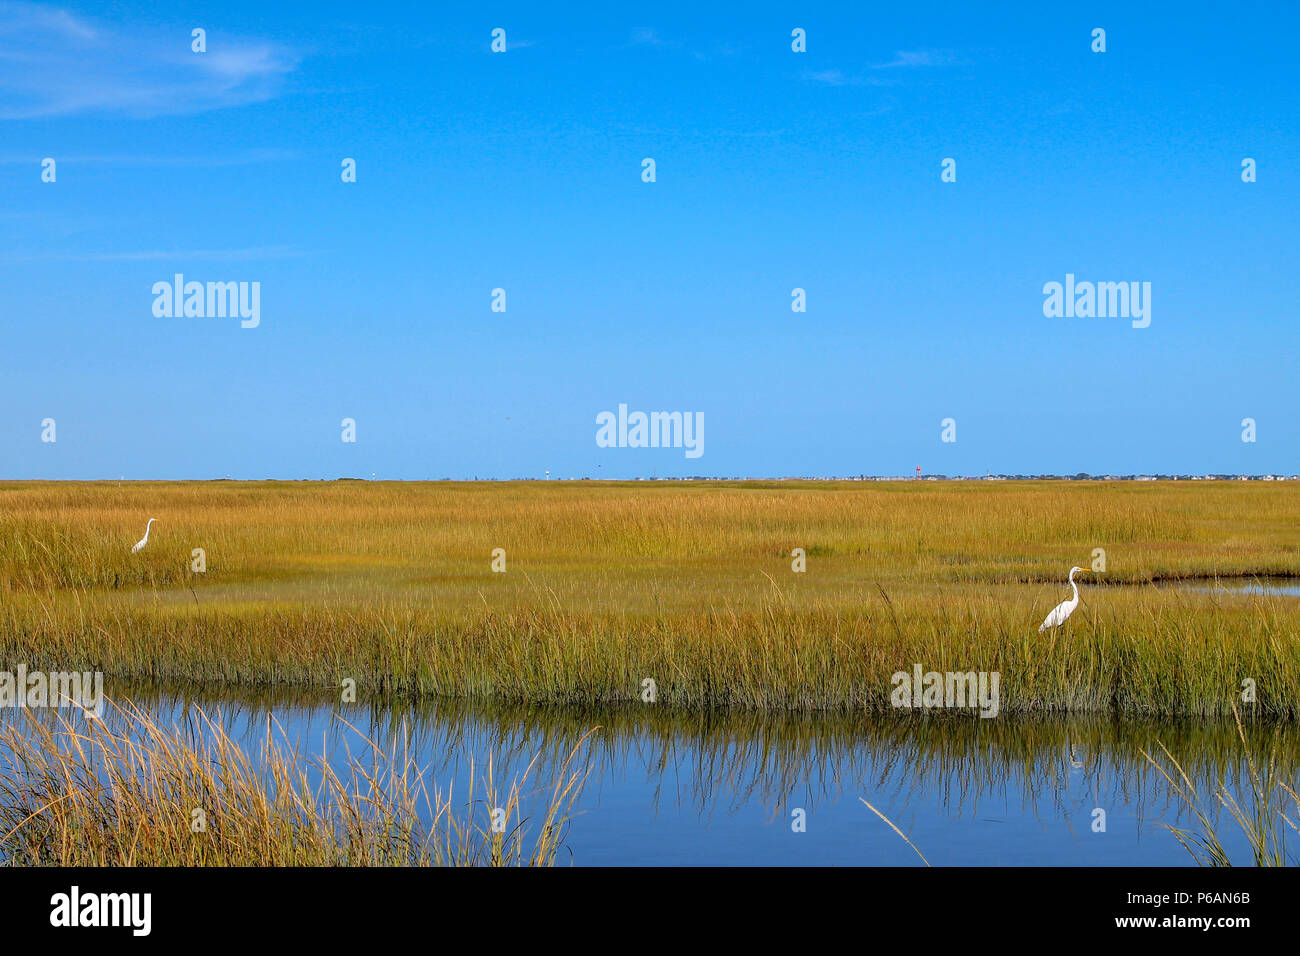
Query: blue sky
2,1,1296,479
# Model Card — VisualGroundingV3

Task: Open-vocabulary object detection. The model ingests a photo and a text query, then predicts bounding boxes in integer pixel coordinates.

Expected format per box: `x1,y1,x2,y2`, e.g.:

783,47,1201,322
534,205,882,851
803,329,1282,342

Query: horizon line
3,474,1297,484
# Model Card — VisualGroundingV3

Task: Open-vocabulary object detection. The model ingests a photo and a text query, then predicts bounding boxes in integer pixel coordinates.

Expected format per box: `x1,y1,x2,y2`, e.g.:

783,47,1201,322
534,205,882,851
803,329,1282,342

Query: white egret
1038,566,1088,632
131,518,158,554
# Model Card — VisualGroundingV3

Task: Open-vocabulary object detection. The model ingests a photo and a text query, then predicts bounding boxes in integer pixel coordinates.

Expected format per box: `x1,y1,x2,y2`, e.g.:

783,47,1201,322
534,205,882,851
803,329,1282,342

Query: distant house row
533,474,1300,482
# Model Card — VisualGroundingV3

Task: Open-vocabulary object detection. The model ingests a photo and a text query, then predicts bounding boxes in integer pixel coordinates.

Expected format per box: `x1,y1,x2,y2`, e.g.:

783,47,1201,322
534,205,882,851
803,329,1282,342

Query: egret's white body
131,518,157,553
1038,565,1087,632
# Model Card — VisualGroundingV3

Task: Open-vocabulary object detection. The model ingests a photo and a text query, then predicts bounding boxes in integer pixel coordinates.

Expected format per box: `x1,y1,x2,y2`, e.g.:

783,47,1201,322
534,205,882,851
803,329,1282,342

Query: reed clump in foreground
1144,707,1300,866
0,702,592,866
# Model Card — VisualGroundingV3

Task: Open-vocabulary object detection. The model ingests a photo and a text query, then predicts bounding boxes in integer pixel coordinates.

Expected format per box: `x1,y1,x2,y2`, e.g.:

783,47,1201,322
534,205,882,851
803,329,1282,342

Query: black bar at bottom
0,865,1280,943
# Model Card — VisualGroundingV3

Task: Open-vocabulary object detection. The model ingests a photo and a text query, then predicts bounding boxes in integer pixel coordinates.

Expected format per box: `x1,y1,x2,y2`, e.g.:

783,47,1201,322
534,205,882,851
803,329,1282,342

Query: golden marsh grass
0,479,1296,716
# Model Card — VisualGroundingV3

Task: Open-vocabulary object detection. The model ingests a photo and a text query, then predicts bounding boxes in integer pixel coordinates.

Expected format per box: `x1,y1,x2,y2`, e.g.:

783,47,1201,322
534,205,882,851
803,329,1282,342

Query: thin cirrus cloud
629,27,674,49
806,49,957,86
627,27,735,60
804,69,893,88
871,49,956,69
0,1,301,119
0,245,307,262
0,147,300,166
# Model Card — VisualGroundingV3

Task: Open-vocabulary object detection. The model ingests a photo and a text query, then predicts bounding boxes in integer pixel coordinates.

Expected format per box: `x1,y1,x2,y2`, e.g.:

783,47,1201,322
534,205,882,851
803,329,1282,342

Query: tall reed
0,700,593,866
1143,707,1300,865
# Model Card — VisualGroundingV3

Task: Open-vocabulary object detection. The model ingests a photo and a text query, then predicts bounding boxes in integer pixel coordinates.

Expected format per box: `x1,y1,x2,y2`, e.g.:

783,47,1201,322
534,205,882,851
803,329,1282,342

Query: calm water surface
9,680,1294,866
1158,576,1300,598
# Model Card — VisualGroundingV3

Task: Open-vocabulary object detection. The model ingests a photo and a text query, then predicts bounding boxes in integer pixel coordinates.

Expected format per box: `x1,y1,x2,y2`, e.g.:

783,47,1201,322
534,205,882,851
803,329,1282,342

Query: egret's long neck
1068,569,1079,601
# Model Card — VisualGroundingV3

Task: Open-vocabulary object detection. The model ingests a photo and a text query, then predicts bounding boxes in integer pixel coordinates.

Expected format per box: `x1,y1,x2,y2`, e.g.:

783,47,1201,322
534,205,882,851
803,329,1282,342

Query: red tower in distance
916,466,922,480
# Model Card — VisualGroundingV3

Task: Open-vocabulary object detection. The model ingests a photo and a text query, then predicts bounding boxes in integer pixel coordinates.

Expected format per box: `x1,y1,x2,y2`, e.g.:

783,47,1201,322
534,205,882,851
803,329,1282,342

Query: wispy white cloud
807,49,957,87
0,2,300,119
630,27,670,48
804,69,892,88
0,2,94,41
0,245,306,262
626,27,733,61
870,49,956,69
0,148,299,165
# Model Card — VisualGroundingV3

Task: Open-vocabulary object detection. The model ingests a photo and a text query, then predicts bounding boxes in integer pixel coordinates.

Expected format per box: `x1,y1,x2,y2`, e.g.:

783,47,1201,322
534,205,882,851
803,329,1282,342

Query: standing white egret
1038,565,1088,632
131,518,158,554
